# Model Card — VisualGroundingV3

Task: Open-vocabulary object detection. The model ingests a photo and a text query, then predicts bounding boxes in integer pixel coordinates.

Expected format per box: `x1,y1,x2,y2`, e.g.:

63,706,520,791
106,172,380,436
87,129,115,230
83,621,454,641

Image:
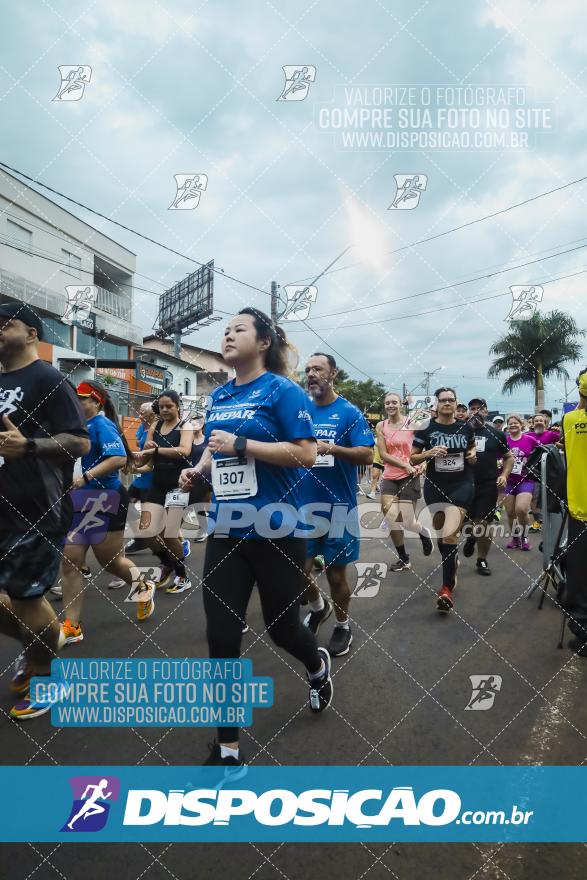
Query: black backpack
525,443,566,513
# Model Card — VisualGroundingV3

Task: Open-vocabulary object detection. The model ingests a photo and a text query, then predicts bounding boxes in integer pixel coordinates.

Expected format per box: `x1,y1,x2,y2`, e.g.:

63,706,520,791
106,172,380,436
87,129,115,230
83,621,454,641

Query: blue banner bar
0,766,586,842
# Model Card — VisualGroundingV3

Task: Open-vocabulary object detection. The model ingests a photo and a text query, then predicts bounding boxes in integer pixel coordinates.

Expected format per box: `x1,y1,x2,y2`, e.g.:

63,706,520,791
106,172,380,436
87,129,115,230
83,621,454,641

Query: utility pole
271,281,279,325
173,324,182,360
424,371,431,397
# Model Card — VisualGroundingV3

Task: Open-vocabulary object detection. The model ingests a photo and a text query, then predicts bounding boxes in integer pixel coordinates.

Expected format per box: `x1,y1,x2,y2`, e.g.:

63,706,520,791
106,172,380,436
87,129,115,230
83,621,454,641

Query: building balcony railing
0,267,143,345
95,285,132,321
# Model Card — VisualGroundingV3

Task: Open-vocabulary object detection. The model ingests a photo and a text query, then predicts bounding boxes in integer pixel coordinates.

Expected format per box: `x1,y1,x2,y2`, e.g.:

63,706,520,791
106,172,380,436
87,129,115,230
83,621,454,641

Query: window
76,331,128,360
184,378,191,395
7,219,32,252
61,248,82,280
41,315,71,347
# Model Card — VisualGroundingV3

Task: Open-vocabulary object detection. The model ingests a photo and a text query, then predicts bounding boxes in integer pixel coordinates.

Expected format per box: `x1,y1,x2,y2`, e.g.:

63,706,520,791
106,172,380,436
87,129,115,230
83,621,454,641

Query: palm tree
488,310,585,410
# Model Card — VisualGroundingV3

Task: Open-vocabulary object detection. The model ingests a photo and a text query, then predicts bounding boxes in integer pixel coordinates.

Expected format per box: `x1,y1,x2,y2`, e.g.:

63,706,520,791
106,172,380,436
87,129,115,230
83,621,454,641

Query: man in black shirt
0,302,89,719
463,397,514,575
411,387,477,613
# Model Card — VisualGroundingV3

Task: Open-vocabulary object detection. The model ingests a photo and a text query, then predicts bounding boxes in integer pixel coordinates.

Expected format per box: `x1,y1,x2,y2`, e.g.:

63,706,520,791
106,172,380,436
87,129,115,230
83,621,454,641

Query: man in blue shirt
301,353,374,657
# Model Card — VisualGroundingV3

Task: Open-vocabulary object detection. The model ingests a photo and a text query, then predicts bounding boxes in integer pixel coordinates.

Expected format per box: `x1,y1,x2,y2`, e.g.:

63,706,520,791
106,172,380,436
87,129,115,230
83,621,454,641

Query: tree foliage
487,309,584,406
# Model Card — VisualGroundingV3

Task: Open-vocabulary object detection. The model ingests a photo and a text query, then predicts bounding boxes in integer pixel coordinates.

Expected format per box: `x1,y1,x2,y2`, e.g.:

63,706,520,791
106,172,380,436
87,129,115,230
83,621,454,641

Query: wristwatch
25,438,38,456
234,436,247,456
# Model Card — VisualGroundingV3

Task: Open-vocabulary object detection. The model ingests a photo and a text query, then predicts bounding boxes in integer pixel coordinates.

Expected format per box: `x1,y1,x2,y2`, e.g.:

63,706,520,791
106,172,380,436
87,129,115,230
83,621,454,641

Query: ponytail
238,307,298,377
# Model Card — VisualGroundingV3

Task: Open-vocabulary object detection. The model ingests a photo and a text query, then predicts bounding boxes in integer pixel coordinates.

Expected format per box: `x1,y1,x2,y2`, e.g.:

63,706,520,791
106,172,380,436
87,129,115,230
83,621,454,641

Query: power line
301,242,587,323
290,174,587,285
1,208,171,289
287,265,587,332
0,160,271,298
0,239,164,298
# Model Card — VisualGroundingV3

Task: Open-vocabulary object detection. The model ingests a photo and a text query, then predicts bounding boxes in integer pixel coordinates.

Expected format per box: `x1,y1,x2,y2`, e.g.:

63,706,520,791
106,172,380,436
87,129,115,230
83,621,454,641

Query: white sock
335,618,350,630
309,660,326,681
309,596,325,613
220,744,239,760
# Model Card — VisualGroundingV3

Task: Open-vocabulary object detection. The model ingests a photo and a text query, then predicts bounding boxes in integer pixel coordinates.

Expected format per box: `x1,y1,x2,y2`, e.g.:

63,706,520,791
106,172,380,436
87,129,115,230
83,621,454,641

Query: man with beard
0,302,89,718
300,353,373,657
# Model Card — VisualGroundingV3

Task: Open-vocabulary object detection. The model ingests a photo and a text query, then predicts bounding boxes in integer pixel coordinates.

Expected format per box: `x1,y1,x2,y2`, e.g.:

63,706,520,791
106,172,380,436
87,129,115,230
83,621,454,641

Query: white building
0,167,142,388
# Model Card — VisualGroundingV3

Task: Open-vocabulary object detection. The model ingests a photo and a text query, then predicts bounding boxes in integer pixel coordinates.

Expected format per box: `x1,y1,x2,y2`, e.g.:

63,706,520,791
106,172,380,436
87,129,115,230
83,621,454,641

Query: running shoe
303,597,333,634
242,622,249,634
203,742,247,780
166,576,192,594
420,530,433,556
313,555,325,572
529,521,542,532
389,559,411,572
154,566,174,589
327,626,352,657
125,539,148,555
506,537,520,550
10,689,58,720
61,619,83,644
365,492,376,500
137,581,156,621
476,559,491,576
521,537,531,551
182,539,191,558
307,647,333,714
108,577,126,589
436,586,454,613
463,535,476,558
193,532,207,543
11,654,32,695
81,566,91,579
493,509,502,522
49,582,62,598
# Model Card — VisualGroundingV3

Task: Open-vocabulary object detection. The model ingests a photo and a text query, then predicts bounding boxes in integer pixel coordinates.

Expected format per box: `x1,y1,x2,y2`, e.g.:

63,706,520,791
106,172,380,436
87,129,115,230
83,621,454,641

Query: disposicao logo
61,776,120,832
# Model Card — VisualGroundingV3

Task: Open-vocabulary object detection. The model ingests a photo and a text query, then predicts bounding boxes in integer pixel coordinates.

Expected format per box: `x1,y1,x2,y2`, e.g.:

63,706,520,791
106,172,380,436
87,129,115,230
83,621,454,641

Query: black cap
0,301,44,340
468,397,487,408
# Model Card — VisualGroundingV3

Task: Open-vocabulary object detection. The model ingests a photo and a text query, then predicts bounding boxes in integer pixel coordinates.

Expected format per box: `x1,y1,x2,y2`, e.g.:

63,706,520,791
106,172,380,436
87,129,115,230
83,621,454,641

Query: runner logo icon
61,776,120,832
465,675,503,710
352,562,388,598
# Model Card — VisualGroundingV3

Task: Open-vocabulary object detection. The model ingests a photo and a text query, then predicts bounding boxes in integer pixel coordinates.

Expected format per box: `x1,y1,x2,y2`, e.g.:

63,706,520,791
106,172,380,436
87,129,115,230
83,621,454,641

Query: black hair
311,352,337,371
238,307,289,376
155,390,181,414
539,409,552,418
434,386,457,400
83,379,131,461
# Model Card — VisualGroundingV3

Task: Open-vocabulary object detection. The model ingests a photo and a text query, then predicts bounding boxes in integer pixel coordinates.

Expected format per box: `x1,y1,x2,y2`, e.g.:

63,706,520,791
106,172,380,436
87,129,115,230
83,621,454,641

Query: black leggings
203,536,321,743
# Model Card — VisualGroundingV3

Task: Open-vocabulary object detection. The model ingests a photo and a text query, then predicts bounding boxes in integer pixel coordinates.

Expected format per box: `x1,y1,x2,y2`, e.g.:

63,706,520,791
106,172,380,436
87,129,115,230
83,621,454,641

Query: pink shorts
504,479,535,497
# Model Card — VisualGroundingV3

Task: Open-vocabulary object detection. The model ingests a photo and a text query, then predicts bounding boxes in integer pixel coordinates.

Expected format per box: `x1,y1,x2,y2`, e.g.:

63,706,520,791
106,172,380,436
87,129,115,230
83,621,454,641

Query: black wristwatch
25,438,38,456
234,436,247,456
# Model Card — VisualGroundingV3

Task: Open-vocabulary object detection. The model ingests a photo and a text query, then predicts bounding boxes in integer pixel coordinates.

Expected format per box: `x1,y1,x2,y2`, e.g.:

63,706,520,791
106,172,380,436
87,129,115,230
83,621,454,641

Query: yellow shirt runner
563,407,587,521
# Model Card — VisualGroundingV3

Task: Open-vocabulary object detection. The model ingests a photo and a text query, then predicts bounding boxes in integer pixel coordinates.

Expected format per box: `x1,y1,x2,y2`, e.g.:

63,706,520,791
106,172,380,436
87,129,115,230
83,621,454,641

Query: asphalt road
1,502,586,879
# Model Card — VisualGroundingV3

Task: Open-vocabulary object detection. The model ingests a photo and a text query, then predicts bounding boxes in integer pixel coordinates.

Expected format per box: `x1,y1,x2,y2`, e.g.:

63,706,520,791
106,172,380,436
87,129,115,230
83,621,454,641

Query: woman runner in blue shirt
180,307,333,771
60,381,155,644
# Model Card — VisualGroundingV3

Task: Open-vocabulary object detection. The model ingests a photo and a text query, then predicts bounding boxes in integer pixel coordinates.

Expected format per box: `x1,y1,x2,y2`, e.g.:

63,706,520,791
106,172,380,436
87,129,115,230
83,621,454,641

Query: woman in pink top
376,392,433,571
504,414,540,551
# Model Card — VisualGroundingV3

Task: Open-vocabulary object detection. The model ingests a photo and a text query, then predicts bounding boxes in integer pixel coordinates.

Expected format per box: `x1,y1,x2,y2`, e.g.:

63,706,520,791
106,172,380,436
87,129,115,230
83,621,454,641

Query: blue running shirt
82,413,127,489
204,372,315,538
301,396,374,508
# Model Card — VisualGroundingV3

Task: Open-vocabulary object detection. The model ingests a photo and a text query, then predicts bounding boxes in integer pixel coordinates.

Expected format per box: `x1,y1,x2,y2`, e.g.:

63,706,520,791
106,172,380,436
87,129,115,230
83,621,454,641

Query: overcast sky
1,0,586,413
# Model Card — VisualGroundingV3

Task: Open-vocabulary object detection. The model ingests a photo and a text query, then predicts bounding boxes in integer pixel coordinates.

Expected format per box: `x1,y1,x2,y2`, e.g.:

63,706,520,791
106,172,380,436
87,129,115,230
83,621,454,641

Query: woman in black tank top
136,391,195,593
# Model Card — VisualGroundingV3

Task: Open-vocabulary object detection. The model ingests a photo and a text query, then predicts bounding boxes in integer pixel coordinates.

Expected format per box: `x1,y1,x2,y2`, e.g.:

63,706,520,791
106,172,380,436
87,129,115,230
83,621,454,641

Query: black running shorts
469,481,498,521
0,531,63,599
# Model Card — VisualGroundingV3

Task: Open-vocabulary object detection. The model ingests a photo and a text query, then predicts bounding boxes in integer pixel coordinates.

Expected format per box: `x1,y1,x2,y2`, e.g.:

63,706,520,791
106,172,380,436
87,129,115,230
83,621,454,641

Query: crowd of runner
0,300,584,773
